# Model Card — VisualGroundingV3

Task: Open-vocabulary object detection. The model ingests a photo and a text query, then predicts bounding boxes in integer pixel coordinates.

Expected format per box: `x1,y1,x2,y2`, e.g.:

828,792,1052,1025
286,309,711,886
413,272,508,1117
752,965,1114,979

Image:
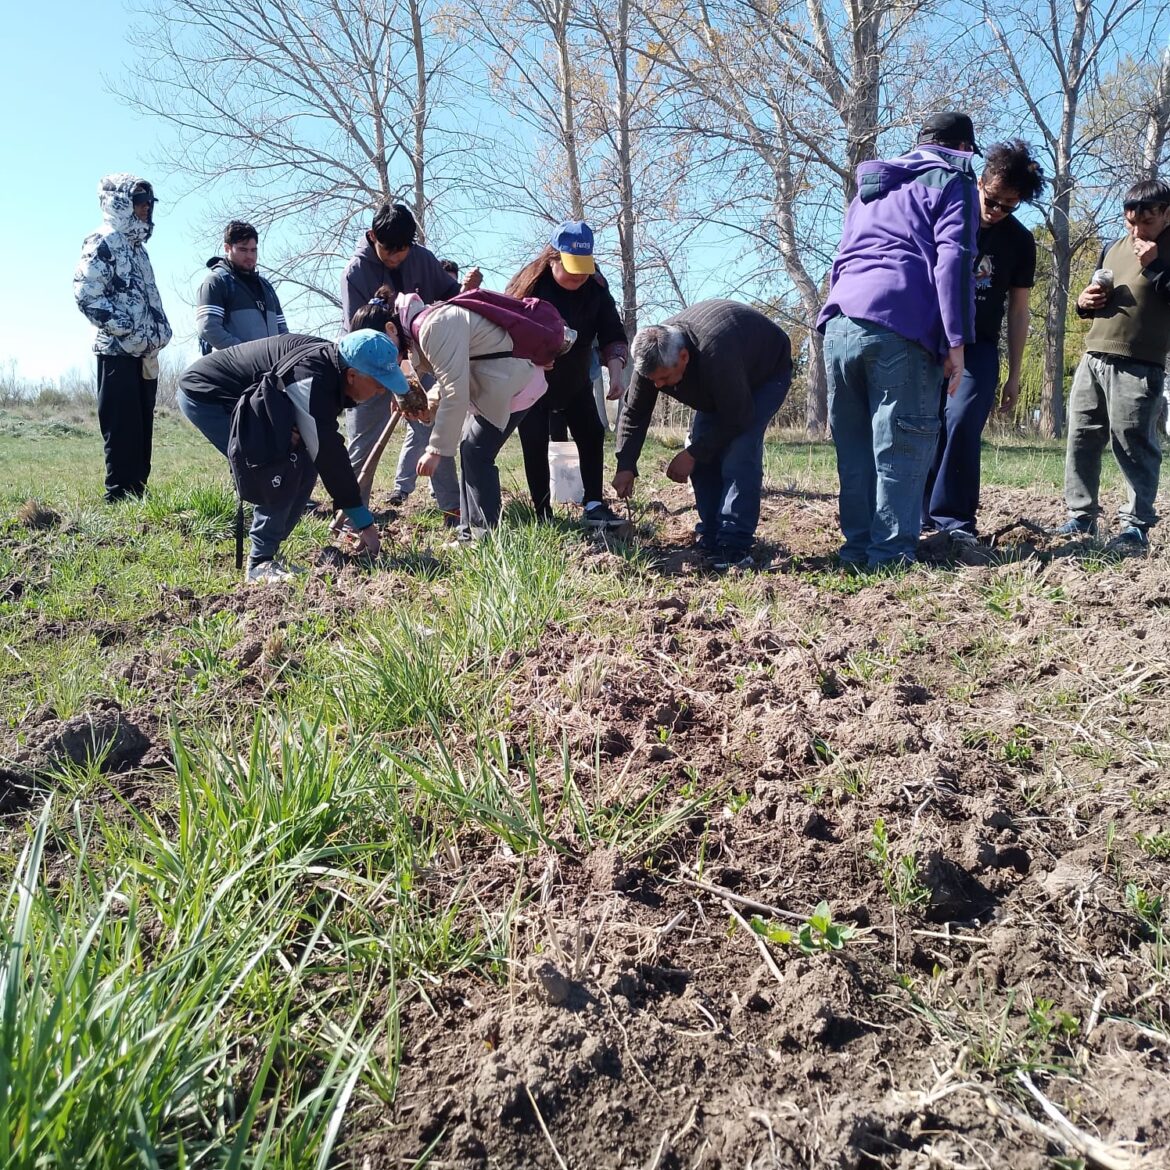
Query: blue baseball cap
337,329,409,398
550,220,595,274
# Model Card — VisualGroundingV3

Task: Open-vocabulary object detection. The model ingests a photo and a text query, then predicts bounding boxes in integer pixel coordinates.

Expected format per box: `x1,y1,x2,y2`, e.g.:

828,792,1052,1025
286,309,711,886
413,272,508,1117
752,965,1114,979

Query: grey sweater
616,299,792,472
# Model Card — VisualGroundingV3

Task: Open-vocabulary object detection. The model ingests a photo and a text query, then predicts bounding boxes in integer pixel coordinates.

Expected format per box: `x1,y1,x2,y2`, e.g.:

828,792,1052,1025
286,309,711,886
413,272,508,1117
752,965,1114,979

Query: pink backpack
415,289,573,366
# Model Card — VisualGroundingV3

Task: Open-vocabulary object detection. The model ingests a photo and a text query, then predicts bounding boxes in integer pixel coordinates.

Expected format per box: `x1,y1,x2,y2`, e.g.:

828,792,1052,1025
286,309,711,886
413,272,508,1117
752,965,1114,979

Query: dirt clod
15,709,150,777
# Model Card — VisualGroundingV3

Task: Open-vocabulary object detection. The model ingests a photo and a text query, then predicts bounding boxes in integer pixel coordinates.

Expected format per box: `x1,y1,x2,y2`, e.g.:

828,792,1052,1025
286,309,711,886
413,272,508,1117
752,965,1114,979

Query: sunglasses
131,192,156,206
982,193,1020,215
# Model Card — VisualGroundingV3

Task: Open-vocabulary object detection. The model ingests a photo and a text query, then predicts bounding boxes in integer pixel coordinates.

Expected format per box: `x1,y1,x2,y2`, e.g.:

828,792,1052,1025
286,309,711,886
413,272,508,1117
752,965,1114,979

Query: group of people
73,124,1170,582
818,111,1170,566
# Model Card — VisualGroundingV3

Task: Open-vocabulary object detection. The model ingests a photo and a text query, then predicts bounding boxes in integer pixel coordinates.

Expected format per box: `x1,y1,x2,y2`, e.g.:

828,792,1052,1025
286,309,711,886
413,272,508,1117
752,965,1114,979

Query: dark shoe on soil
387,490,409,507
712,552,755,572
1054,517,1098,538
582,501,626,529
947,528,995,566
1103,526,1149,557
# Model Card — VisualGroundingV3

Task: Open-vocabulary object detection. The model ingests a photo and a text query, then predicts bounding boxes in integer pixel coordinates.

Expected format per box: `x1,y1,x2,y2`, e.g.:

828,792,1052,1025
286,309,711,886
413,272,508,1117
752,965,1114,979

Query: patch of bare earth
353,484,1170,1168
5,481,1168,1167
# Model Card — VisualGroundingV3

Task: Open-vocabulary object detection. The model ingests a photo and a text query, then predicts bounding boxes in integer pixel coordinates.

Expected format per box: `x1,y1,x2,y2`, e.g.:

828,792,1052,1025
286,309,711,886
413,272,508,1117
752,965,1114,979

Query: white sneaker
246,559,303,584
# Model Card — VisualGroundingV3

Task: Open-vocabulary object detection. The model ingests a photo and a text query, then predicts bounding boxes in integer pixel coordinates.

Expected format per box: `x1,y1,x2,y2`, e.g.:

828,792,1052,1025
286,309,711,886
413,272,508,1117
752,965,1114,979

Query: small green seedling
750,901,855,956
1136,830,1170,861
869,818,930,908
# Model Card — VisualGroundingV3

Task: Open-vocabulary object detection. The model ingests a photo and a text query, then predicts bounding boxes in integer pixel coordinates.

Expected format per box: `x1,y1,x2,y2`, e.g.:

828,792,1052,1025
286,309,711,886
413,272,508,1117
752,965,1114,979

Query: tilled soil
363,483,1170,1168
4,480,1169,1168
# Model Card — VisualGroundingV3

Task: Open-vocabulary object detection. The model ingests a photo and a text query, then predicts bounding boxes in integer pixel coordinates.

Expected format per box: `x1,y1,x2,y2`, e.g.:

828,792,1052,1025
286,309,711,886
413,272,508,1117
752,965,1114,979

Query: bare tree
635,0,962,433
459,0,589,222
121,0,476,312
984,0,1154,437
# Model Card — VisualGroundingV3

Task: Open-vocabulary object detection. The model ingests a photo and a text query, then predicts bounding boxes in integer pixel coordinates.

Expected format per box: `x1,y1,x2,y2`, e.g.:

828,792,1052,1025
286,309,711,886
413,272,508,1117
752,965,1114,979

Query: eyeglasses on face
982,193,1020,215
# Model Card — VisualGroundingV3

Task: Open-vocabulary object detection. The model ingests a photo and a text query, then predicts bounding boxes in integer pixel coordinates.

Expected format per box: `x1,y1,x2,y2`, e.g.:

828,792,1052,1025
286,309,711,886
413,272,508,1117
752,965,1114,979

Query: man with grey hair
613,299,792,568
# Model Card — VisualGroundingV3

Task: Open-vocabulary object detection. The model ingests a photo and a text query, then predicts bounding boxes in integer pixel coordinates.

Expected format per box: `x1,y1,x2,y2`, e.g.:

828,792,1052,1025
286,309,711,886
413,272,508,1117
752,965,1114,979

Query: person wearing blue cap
178,330,408,581
506,219,629,527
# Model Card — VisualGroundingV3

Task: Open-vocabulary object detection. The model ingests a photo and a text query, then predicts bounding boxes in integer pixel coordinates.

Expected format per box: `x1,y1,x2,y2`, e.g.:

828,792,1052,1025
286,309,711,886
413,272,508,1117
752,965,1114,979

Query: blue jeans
688,370,790,556
925,340,1000,534
178,389,318,565
458,409,530,540
824,316,944,566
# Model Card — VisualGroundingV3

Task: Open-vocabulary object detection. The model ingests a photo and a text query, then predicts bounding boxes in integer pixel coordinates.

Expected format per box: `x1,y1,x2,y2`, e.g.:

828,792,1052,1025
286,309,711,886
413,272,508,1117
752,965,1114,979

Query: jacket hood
351,239,379,264
98,173,155,243
857,146,976,204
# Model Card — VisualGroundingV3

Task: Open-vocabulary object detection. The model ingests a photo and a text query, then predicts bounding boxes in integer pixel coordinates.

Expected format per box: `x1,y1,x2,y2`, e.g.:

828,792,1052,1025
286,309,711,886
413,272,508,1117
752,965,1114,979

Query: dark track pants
924,340,1000,534
518,385,605,517
97,354,157,502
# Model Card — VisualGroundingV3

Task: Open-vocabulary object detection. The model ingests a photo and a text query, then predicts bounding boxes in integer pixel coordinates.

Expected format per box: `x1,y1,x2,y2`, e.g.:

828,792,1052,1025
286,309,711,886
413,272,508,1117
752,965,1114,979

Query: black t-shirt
973,217,1036,343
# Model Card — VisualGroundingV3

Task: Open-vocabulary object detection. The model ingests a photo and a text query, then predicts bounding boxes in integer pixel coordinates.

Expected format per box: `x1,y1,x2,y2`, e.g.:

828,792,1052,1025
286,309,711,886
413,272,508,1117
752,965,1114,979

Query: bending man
178,332,402,582
613,299,792,569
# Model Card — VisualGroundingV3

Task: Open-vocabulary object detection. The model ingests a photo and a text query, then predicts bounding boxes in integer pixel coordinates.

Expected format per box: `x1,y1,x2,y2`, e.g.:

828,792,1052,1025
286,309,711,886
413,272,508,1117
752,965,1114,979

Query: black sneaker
712,552,754,572
582,501,626,529
387,490,409,507
1103,526,1149,557
1054,517,1098,537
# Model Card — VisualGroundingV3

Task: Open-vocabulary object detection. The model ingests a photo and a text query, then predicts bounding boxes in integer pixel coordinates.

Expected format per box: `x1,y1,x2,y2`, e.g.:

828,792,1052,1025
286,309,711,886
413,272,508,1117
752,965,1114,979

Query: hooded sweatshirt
340,239,459,329
817,146,978,360
196,257,287,354
74,174,172,358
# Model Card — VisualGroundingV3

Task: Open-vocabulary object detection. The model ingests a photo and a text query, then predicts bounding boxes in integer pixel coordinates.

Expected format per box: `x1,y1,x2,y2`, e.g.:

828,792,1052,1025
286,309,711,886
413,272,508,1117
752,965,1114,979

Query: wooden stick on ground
330,405,402,535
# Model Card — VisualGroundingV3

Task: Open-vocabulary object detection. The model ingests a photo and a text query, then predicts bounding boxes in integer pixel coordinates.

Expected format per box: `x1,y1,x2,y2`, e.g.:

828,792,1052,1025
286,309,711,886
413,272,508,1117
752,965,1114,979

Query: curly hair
982,140,1046,203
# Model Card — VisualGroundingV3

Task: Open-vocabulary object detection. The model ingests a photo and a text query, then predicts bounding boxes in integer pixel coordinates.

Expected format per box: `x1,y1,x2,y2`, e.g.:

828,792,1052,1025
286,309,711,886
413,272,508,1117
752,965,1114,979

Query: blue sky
0,5,549,383
1,8,210,381
4,3,1149,386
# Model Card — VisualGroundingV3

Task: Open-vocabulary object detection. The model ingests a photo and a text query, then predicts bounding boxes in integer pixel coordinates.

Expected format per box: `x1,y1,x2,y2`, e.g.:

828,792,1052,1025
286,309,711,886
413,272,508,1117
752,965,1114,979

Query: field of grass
1,405,1165,1169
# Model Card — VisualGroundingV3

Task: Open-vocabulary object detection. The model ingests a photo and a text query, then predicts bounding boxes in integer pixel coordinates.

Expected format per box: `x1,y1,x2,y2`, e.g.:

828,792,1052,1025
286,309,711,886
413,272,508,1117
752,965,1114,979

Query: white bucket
548,441,584,503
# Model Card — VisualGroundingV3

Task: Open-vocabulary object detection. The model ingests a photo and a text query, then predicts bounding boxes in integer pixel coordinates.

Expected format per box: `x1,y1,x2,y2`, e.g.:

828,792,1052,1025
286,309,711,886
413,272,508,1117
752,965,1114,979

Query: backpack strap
470,351,515,361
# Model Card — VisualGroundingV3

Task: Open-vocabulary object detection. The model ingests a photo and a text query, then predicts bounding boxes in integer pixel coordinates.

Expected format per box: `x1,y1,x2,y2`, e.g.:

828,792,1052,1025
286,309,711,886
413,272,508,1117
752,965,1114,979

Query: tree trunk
770,129,828,433
614,0,637,335
805,328,828,434
1143,45,1170,177
410,0,428,237
1042,176,1073,437
554,0,585,220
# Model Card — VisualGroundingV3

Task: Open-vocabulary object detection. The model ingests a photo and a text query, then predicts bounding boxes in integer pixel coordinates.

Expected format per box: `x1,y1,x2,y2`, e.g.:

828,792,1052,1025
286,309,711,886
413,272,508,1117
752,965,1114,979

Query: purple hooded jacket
817,146,978,359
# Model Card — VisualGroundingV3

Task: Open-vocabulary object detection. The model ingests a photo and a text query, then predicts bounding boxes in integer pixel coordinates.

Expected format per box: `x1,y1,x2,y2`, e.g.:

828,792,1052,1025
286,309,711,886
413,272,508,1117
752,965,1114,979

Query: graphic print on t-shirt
975,253,994,291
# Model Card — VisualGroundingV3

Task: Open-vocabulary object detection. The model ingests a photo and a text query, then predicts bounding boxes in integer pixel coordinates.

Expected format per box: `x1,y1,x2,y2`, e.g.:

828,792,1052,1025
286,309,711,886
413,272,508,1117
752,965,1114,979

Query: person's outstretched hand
356,525,381,556
666,450,695,482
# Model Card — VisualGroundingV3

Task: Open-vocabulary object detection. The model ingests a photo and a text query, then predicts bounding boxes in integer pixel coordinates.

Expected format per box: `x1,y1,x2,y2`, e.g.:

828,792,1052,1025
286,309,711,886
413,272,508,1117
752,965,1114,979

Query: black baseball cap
919,112,980,154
